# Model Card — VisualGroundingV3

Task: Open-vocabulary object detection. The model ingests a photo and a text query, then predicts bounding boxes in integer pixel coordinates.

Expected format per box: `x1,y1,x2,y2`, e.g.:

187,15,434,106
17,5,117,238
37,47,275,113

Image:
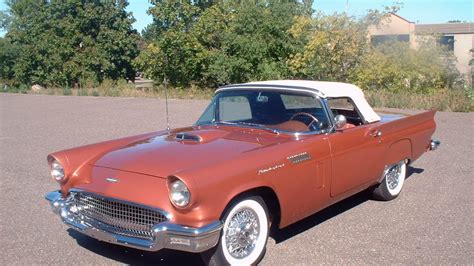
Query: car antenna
164,76,171,134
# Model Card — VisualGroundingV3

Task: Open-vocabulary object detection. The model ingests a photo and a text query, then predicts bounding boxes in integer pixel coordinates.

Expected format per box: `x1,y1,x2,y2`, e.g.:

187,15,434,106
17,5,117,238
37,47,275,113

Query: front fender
48,131,164,193
171,158,282,228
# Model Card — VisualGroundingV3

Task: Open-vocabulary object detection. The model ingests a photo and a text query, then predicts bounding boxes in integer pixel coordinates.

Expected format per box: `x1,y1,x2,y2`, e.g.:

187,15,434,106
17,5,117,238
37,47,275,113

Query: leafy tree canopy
3,0,139,86
136,0,313,86
1,0,463,93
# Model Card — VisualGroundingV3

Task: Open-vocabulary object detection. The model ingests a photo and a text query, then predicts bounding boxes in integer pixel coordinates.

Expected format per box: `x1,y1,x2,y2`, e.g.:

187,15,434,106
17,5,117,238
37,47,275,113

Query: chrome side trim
430,139,441,151
45,190,222,253
105,177,120,183
287,152,312,164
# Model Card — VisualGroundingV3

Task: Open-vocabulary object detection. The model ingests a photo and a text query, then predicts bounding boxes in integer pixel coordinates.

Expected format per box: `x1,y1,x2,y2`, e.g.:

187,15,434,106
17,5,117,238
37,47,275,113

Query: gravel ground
1,93,473,265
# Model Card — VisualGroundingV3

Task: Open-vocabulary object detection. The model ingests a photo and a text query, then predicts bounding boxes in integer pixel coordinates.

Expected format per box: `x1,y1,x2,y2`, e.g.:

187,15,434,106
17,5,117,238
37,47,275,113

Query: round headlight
51,160,65,182
169,179,190,207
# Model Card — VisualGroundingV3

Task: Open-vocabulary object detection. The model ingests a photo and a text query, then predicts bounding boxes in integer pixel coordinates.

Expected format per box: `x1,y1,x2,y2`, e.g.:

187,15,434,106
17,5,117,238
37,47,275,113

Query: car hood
92,126,290,178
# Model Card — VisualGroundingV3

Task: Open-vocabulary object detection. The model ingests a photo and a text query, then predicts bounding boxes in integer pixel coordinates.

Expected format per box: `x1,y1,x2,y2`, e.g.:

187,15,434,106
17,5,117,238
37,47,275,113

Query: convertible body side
47,110,436,229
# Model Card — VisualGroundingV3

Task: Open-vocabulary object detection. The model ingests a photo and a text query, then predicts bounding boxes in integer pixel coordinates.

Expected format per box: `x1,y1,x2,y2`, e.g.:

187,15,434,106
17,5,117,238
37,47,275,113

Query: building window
371,34,410,46
439,36,454,51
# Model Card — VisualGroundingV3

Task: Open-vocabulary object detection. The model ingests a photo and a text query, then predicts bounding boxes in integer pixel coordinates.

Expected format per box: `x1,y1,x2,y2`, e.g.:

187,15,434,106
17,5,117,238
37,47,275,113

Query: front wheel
202,196,269,265
372,161,407,201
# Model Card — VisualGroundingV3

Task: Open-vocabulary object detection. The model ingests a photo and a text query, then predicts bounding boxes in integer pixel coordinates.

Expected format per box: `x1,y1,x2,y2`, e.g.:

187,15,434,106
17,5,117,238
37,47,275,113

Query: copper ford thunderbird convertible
45,80,440,265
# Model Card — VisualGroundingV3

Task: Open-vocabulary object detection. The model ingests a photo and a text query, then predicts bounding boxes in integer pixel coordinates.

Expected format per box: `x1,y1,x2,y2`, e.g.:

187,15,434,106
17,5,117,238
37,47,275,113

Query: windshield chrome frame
195,87,335,137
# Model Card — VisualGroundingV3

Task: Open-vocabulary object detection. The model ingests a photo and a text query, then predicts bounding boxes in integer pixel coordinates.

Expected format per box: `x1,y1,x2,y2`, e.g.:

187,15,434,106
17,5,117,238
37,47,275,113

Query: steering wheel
290,112,320,130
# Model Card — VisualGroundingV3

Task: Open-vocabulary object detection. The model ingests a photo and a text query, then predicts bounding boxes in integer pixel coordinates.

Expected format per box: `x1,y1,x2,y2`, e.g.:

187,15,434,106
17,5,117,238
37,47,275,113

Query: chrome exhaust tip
429,139,440,151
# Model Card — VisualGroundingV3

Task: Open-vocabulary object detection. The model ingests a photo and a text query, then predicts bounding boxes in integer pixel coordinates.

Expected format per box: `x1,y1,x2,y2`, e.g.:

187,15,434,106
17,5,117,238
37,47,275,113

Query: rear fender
385,139,412,167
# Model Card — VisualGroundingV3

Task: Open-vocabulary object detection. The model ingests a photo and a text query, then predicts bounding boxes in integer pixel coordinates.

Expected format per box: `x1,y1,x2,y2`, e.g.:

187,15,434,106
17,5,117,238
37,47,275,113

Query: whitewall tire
202,196,269,265
372,161,407,201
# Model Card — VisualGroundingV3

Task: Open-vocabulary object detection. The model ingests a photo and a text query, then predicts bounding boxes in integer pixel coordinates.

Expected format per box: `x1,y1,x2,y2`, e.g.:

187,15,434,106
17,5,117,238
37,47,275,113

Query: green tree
137,0,310,87
0,37,19,83
5,0,139,86
201,2,306,85
287,13,368,82
136,0,205,85
353,40,461,92
0,10,12,31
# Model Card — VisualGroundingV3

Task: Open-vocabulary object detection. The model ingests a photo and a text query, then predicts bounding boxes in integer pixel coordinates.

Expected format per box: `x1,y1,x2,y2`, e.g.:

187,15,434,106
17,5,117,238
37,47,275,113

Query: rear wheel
202,196,269,265
372,161,407,201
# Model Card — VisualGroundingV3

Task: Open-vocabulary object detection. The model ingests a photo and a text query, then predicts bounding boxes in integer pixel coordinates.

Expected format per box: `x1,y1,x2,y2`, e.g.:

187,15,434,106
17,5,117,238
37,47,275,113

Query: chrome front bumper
45,191,222,253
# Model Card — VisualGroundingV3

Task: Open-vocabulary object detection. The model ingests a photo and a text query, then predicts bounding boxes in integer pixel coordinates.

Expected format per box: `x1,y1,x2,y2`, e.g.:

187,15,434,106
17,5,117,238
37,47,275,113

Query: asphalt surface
1,93,473,265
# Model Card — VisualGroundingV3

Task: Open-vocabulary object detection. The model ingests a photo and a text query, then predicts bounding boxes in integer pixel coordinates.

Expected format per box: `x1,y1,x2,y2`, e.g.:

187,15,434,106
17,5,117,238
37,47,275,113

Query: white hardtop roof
245,80,365,98
217,80,381,123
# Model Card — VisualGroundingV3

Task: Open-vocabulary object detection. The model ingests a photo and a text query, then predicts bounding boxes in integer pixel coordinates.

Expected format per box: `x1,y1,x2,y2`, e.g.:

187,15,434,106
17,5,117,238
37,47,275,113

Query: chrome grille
73,192,168,240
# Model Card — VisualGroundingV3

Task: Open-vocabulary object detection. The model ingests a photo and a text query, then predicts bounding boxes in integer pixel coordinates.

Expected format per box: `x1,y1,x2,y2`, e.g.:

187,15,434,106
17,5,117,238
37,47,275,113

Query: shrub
365,89,473,112
77,88,88,96
62,87,72,96
18,84,28,94
353,41,462,93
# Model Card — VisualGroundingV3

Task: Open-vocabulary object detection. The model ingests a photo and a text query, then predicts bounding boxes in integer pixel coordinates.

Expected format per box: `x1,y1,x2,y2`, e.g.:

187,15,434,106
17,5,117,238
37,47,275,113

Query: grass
62,87,72,96
77,88,88,96
2,82,472,112
2,81,213,99
365,88,473,112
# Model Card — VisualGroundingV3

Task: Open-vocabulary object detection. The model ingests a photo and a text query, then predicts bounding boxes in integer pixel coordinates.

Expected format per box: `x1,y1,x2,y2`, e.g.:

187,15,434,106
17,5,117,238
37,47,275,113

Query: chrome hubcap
386,163,402,190
225,208,260,259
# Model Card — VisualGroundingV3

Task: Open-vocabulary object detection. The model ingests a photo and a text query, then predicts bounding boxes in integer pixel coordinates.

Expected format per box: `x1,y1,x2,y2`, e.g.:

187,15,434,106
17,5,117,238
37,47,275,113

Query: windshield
195,90,331,133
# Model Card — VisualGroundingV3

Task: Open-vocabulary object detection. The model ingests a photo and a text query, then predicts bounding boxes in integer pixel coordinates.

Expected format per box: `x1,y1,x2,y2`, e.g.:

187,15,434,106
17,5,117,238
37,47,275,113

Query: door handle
369,129,382,137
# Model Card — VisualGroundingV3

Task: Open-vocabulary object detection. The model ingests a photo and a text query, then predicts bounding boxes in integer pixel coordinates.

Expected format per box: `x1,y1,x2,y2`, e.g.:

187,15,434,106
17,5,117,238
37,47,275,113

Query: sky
1,0,473,36
315,0,474,23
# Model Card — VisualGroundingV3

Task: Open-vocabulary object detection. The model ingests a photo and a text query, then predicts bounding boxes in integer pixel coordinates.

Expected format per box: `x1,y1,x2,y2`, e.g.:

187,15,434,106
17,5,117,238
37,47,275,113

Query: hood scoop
174,128,230,144
176,132,202,142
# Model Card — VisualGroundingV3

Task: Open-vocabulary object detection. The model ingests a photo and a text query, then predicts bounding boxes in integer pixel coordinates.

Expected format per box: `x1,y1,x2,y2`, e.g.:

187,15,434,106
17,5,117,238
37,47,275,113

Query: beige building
368,13,474,84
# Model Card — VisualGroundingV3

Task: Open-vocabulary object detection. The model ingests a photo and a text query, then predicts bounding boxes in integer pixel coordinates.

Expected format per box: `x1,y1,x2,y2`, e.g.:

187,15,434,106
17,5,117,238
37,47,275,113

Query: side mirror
334,115,347,130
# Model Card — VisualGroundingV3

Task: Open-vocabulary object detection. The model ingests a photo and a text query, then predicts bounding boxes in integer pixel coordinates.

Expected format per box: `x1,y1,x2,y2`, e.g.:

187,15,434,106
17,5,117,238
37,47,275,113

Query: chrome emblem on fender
258,163,285,175
287,152,312,164
105,177,120,183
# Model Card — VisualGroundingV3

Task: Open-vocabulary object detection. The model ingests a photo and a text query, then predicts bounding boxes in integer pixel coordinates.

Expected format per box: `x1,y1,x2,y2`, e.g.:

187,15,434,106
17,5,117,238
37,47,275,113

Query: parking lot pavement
1,93,472,264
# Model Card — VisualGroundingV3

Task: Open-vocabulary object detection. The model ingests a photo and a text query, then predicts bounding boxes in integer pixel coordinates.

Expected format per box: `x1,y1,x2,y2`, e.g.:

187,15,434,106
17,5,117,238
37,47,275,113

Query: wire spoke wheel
386,163,402,191
202,196,269,265
372,160,407,201
225,208,260,259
